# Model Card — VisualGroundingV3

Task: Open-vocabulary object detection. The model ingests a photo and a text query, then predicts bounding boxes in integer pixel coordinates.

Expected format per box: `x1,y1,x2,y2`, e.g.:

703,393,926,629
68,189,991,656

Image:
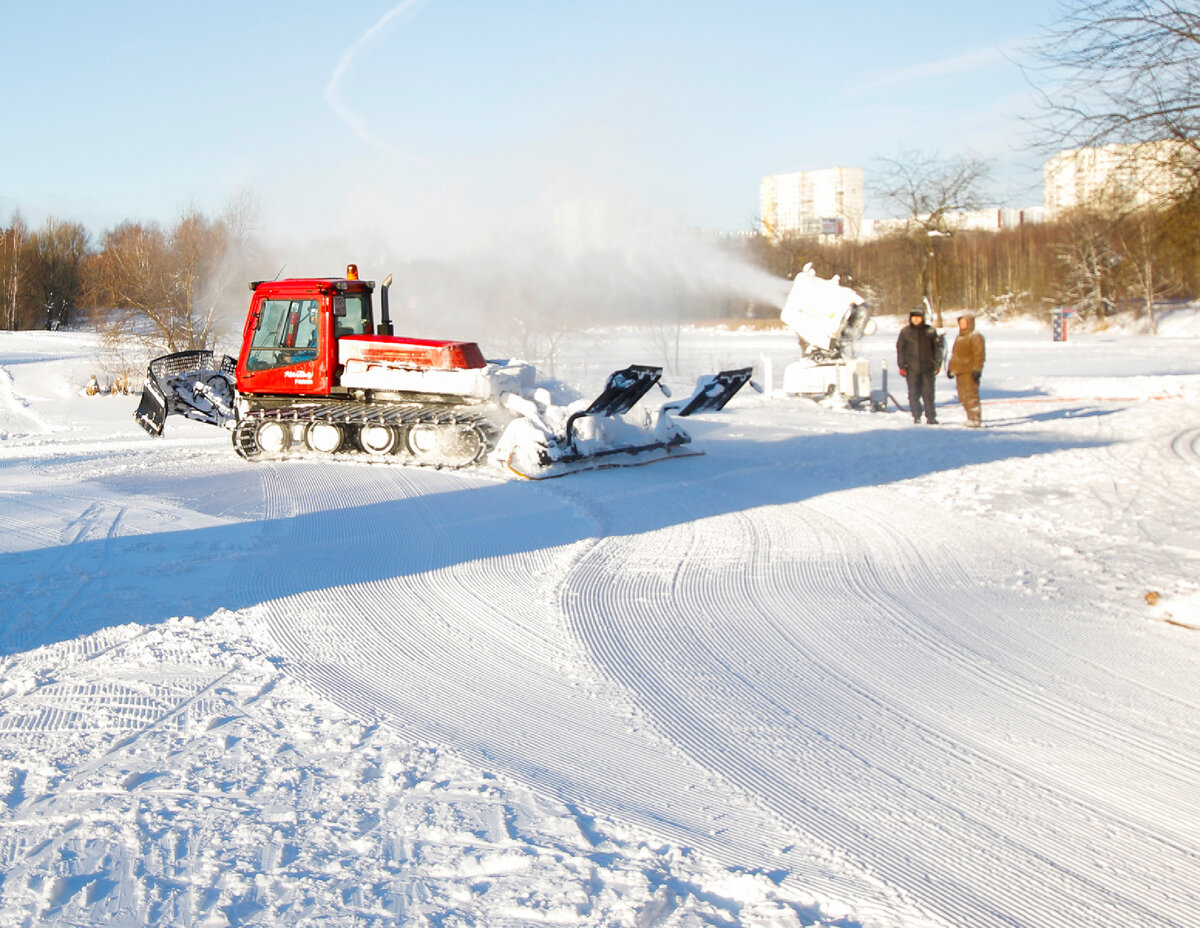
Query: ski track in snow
0,364,53,437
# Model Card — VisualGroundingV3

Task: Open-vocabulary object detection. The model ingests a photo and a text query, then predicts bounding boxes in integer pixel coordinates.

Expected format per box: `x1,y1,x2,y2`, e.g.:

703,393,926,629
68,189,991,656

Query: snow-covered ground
2,312,1199,928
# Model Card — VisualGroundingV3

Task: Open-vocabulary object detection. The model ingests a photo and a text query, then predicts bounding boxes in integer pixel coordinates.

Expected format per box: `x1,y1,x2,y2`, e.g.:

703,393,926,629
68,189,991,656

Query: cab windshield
246,298,319,372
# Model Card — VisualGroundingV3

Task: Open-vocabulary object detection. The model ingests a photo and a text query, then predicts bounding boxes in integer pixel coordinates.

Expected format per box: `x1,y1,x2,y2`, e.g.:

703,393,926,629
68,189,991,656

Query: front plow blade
134,350,237,436
134,377,169,436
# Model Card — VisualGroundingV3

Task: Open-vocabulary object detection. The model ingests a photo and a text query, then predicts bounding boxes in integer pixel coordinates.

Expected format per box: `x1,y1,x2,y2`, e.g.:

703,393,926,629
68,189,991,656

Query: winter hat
909,307,925,319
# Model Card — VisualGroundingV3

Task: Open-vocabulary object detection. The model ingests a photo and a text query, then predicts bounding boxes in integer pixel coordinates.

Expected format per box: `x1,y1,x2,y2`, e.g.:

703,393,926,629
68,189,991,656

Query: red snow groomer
134,265,754,478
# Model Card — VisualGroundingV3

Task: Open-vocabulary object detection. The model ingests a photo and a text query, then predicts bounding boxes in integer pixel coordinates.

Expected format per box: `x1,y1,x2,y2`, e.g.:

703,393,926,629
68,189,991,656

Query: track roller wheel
406,423,486,467
359,423,401,456
232,418,260,459
305,421,344,454
255,419,293,455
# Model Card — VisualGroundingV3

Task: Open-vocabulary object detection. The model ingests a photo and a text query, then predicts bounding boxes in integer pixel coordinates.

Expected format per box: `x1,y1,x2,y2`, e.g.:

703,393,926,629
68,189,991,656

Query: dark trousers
906,370,936,422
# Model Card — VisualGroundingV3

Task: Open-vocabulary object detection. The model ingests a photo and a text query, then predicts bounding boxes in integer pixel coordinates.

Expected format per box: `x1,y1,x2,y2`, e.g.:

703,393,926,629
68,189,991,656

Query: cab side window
335,293,373,337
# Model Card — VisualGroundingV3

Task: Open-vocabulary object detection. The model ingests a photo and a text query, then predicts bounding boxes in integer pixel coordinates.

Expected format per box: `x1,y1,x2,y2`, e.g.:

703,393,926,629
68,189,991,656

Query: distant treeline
1,201,258,349
4,191,1200,346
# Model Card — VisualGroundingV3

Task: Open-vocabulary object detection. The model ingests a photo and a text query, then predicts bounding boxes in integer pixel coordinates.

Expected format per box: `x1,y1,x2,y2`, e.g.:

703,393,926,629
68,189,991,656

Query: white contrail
325,0,438,170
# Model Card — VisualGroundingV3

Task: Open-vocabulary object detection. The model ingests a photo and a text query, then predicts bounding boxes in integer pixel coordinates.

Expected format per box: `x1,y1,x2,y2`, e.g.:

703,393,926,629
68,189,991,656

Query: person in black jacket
896,307,944,424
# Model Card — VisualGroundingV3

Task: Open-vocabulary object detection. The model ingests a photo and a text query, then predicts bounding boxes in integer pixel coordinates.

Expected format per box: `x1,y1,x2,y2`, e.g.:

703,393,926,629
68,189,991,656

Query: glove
898,368,906,377
972,371,981,383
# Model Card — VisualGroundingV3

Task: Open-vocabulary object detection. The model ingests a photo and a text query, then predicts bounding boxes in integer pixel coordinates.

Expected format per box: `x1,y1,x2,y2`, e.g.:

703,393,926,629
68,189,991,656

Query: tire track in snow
561,474,1200,928
1170,426,1200,465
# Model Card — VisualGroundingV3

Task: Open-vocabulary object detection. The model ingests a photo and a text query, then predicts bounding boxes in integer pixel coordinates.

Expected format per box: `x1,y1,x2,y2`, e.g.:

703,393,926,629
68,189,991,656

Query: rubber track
232,400,497,465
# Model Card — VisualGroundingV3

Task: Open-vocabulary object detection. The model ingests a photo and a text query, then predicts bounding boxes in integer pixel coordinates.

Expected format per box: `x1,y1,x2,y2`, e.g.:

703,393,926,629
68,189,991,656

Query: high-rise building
1043,140,1194,218
760,167,864,241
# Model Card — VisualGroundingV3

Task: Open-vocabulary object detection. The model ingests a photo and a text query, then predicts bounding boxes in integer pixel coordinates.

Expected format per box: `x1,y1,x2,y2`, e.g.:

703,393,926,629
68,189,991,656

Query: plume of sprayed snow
256,5,794,366
362,204,790,352
242,198,790,373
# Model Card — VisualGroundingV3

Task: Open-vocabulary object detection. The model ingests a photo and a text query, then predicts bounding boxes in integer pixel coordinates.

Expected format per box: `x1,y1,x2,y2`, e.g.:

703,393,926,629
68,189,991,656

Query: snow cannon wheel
255,420,293,455
305,421,344,454
405,423,486,467
358,424,401,456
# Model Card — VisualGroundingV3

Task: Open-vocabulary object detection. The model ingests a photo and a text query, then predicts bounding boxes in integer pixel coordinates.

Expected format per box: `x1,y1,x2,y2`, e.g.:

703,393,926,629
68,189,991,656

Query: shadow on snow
0,425,1107,657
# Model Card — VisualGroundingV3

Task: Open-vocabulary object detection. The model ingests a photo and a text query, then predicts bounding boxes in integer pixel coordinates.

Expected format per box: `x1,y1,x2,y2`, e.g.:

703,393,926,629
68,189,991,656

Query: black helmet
909,307,925,319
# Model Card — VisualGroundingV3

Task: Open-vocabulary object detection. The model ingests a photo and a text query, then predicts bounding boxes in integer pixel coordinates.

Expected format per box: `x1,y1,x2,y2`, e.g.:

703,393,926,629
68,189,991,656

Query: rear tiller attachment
501,364,757,478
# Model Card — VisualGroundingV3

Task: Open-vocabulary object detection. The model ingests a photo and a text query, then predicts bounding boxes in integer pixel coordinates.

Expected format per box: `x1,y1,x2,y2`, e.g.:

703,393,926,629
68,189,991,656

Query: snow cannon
779,263,879,408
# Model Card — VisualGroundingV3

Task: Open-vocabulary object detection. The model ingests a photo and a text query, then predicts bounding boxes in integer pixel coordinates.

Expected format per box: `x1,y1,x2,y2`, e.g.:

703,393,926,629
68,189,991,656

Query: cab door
237,295,332,396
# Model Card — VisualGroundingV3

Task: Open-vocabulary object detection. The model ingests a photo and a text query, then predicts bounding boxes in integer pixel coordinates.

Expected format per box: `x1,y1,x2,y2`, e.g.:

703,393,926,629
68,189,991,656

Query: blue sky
1,0,1059,256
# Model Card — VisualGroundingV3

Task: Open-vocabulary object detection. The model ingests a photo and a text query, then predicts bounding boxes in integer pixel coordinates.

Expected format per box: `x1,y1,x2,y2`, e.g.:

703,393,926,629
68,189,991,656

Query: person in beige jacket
947,312,986,427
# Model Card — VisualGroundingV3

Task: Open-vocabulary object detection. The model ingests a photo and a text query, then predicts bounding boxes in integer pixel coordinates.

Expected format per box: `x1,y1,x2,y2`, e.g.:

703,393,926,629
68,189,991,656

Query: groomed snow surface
1,313,1199,928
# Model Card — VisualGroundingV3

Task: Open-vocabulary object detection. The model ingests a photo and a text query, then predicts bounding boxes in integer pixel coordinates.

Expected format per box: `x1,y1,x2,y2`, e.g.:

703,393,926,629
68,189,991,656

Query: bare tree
1114,209,1172,330
86,208,232,355
197,190,264,353
1025,4,1200,325
872,150,992,320
1030,1,1200,158
168,207,229,350
874,150,994,232
1052,208,1122,320
27,218,90,329
85,221,172,343
1,214,28,331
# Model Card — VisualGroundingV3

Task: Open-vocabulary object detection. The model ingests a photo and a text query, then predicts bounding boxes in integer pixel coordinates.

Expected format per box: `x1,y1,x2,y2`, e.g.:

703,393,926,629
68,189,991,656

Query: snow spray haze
256,2,792,379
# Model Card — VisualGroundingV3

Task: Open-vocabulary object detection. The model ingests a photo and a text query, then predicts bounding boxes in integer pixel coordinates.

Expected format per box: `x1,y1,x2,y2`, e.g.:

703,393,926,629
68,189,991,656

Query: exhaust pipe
378,273,394,336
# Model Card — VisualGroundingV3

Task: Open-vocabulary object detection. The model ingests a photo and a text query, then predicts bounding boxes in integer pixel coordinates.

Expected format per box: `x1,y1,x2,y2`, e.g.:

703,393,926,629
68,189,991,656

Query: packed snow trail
245,461,929,926
0,364,53,437
559,467,1200,928
238,401,1200,928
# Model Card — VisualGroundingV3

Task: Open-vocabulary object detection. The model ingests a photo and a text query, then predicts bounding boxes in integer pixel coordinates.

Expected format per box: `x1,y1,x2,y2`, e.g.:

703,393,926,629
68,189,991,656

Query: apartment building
1043,140,1194,218
760,167,864,241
